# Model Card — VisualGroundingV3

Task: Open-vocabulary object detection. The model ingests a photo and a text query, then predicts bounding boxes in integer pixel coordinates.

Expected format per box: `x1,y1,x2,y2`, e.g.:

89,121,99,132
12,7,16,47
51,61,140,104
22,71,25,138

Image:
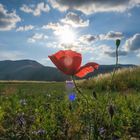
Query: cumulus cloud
99,31,124,40
61,12,89,27
47,41,94,53
101,33,140,58
0,4,21,31
48,0,140,14
20,2,50,16
42,22,62,34
124,33,140,51
16,25,34,32
28,33,48,43
78,31,123,44
43,22,74,36
79,34,97,44
95,44,128,58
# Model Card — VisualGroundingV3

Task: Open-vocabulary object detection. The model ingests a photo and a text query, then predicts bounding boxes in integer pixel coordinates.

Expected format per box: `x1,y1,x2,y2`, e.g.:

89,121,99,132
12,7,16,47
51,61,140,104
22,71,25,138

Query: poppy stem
107,40,120,100
71,76,89,106
111,43,119,84
108,40,120,139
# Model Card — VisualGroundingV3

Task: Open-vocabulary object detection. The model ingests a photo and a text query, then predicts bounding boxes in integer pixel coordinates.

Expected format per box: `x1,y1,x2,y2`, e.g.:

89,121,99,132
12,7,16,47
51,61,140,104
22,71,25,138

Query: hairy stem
111,44,119,85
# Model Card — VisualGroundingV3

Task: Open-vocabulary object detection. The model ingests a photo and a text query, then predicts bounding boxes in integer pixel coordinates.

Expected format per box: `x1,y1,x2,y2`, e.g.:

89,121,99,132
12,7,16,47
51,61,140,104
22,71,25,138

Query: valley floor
0,67,140,139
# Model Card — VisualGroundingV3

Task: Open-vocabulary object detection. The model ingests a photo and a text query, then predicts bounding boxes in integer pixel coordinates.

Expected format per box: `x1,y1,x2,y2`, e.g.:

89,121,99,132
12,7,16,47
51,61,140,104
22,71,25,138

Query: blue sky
0,0,140,66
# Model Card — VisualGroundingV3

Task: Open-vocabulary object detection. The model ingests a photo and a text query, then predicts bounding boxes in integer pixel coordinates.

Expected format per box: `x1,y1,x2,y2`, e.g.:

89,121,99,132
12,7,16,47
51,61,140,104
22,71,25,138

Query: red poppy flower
48,50,99,78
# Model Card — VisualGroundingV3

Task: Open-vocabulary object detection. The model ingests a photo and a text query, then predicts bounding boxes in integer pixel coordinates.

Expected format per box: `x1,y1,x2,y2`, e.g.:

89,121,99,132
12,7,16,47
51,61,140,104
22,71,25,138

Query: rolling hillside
78,66,140,92
0,60,136,81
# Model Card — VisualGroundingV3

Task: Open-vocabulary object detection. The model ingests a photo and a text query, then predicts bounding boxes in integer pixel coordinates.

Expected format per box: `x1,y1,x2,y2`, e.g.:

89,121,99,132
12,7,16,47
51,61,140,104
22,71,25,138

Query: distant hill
0,60,136,81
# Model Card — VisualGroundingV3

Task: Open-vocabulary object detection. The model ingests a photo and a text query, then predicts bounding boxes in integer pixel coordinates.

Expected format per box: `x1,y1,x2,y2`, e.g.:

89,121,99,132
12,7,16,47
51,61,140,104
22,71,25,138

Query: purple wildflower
69,93,76,101
16,114,26,127
32,129,46,136
66,80,75,90
37,129,46,135
98,127,105,136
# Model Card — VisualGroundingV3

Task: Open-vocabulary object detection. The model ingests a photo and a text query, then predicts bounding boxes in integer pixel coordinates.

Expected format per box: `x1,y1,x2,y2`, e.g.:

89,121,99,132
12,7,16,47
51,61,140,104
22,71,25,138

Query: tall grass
78,67,140,92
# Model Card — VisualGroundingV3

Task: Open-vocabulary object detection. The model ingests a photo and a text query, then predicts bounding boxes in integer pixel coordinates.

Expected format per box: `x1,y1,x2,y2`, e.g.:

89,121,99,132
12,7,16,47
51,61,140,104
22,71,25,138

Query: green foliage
0,67,140,139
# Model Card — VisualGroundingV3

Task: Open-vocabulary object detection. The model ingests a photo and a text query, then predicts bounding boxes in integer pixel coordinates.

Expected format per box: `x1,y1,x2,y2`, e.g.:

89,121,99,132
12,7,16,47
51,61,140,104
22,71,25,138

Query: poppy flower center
64,56,73,66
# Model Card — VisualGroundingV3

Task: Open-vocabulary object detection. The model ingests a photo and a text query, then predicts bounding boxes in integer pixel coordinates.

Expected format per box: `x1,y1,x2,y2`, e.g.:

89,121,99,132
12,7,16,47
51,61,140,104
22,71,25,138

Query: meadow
0,67,140,140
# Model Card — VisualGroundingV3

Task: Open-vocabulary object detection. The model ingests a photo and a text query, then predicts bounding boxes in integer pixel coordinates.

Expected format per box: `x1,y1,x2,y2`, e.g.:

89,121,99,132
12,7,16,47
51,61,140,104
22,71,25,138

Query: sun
59,27,75,44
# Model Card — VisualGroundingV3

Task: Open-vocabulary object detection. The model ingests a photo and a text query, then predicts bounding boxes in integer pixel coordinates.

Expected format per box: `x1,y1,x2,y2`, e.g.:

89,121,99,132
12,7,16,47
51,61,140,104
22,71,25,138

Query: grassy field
0,67,140,139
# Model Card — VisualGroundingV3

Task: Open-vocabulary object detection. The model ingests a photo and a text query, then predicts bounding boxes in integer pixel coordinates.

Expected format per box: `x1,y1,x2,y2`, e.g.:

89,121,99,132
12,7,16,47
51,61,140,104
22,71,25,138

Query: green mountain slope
0,60,136,81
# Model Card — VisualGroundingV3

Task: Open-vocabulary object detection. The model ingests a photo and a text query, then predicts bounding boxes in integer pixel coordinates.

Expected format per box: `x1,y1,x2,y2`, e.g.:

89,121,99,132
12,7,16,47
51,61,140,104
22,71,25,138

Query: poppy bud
108,104,115,119
92,91,97,99
116,39,121,48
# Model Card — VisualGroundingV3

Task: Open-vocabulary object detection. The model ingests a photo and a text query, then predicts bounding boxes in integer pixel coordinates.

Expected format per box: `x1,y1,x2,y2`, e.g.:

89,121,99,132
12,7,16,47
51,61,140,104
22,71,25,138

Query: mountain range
0,60,136,81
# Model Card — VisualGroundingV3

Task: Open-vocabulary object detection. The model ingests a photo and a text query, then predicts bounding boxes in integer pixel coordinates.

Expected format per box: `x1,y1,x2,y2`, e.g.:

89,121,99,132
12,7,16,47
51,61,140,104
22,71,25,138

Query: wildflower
32,129,46,136
16,114,26,127
32,131,37,135
66,80,75,89
69,93,76,101
99,127,105,134
19,99,27,106
37,129,46,136
98,127,106,136
48,50,99,78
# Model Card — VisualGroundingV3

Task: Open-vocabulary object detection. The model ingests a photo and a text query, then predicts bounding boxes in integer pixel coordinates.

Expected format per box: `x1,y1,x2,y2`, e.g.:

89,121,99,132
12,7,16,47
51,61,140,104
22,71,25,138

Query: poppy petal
48,55,65,73
48,50,82,75
75,62,99,78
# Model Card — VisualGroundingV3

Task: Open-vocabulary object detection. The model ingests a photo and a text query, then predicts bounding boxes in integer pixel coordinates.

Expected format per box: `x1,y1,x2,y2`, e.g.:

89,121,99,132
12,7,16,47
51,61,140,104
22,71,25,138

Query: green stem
111,45,119,85
71,76,89,106
107,42,119,103
109,42,119,138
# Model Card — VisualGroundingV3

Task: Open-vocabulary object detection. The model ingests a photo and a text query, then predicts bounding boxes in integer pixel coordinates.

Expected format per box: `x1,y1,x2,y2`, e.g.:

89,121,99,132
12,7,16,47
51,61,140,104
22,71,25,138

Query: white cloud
28,33,48,43
0,4,21,31
61,12,89,27
16,25,34,32
0,50,23,60
47,41,95,53
100,33,140,59
20,2,50,16
99,31,124,40
48,0,140,14
43,22,74,36
78,31,123,44
87,45,113,61
124,33,140,51
79,34,97,44
42,22,62,34
93,44,128,58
